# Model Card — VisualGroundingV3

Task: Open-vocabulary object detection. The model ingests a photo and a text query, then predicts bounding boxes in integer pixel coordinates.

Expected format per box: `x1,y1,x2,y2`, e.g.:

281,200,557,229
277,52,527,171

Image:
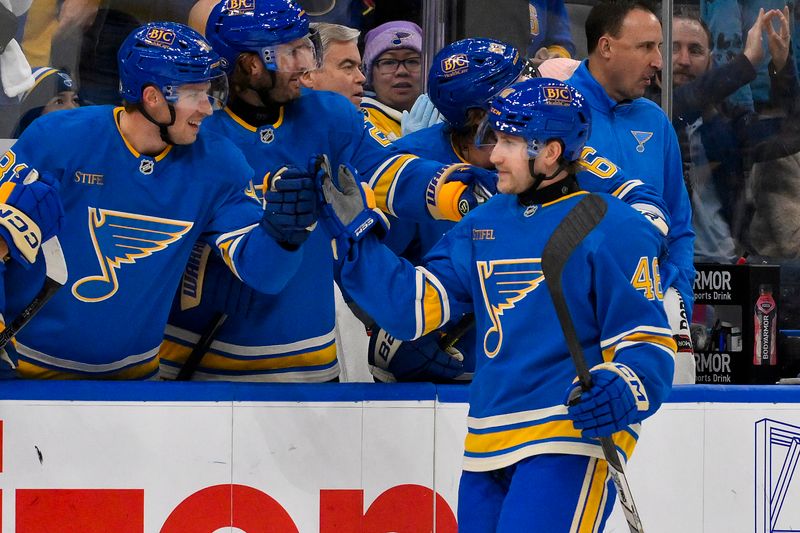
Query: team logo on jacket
477,258,545,357
72,208,193,303
631,131,653,153
259,127,275,144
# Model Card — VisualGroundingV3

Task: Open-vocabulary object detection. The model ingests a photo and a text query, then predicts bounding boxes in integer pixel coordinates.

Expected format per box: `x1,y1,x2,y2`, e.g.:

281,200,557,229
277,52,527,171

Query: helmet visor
167,73,229,112
262,33,323,73
475,117,542,158
474,118,498,149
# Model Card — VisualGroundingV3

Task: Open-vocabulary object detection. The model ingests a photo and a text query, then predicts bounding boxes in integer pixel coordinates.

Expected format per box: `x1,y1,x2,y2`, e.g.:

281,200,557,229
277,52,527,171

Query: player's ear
141,85,162,107
299,69,314,89
544,139,564,164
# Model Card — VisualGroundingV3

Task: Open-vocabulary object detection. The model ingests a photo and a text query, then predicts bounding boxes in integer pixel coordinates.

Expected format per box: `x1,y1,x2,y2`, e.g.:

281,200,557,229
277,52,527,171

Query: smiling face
601,8,663,101
165,81,214,145
301,39,366,106
369,49,422,112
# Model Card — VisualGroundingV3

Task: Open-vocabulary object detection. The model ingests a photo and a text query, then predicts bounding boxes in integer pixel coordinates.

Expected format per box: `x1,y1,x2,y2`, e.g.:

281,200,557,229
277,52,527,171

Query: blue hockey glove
0,168,64,266
368,327,465,383
316,156,390,265
179,243,260,318
426,164,497,222
261,165,317,250
565,362,650,438
401,94,443,137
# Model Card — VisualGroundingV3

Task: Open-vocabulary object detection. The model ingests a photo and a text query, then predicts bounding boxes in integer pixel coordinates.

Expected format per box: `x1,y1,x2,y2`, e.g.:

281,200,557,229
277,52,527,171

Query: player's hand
0,168,64,266
368,327,464,383
199,248,258,317
565,362,650,438
315,156,390,265
401,94,443,137
426,164,497,221
260,165,317,250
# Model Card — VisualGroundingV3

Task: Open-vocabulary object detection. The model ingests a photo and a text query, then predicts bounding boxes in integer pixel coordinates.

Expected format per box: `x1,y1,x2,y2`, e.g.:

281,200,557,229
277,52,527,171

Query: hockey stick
438,312,475,351
0,237,68,351
176,312,227,381
541,194,645,533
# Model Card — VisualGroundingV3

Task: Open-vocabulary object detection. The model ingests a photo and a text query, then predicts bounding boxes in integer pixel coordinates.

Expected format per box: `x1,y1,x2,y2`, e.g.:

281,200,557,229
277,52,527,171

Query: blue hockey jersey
568,61,696,320
386,122,671,377
338,190,676,471
162,89,468,381
1,106,302,379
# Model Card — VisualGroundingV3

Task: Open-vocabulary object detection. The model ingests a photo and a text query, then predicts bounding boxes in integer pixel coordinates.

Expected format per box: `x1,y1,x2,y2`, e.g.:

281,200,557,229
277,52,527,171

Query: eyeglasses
374,57,422,74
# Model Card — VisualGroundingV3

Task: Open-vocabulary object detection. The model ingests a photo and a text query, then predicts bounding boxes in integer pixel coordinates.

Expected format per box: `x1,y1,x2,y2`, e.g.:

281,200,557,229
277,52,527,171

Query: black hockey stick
0,237,68,350
541,194,645,533
438,313,475,351
176,312,227,381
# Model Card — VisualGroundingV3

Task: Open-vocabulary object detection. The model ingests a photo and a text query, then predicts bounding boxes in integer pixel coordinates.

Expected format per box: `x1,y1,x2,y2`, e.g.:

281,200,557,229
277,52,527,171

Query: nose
198,96,213,116
651,47,663,70
490,145,502,166
674,47,690,67
355,67,366,84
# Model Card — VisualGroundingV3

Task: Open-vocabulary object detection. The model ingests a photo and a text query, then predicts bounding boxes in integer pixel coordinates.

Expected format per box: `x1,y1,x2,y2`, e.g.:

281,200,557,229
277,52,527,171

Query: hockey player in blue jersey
370,37,671,384
317,77,676,531
161,0,499,382
0,22,317,379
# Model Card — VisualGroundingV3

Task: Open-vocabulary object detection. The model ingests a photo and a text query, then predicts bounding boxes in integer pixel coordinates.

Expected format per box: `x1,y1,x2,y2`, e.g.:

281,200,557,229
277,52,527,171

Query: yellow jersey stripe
602,332,677,361
422,279,444,335
17,356,159,380
371,154,417,213
577,459,609,533
159,339,337,372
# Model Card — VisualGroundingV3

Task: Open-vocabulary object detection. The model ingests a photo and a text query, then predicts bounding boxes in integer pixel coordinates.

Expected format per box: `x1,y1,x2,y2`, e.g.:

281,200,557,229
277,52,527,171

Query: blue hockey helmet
428,38,523,130
118,22,228,107
205,0,321,73
482,77,591,162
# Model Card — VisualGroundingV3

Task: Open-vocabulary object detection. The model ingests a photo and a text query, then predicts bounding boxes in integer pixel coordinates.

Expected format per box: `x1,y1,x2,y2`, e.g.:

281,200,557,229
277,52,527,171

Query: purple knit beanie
362,21,423,84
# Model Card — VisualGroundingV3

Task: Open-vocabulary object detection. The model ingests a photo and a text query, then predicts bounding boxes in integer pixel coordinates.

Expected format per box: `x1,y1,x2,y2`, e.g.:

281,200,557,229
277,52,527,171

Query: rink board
0,383,797,532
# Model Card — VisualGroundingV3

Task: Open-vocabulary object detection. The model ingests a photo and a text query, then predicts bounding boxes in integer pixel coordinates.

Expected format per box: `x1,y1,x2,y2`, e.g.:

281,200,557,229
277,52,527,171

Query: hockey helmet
428,38,523,130
480,77,591,162
118,22,228,109
205,0,322,73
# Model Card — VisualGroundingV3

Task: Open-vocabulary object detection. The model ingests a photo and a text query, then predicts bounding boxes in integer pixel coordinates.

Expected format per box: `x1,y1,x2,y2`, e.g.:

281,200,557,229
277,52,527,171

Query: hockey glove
316,157,390,265
0,168,64,266
565,362,650,438
181,245,257,318
261,165,317,250
401,94,443,137
368,327,465,383
426,164,497,222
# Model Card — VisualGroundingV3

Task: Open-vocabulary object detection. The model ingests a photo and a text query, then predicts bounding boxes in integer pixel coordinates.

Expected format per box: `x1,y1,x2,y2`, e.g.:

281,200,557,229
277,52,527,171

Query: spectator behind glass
527,0,577,64
644,8,796,264
13,67,80,137
301,22,365,106
361,20,422,140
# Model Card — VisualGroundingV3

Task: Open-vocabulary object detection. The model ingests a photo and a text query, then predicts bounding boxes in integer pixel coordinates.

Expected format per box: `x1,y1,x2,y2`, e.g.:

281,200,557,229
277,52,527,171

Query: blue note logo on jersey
477,258,545,357
72,208,194,303
631,131,653,153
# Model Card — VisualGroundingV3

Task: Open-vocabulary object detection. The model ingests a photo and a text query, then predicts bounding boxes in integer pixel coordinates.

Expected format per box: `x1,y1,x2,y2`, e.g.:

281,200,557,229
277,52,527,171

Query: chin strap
518,159,568,201
137,102,177,146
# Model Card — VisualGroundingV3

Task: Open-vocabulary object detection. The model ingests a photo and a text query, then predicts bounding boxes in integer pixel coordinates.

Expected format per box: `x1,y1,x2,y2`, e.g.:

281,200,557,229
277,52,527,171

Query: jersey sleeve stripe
611,179,644,199
369,154,417,214
600,325,673,349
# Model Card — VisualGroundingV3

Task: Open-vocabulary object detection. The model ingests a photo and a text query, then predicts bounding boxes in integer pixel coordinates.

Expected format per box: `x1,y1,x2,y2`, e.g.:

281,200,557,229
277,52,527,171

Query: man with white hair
301,22,365,106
